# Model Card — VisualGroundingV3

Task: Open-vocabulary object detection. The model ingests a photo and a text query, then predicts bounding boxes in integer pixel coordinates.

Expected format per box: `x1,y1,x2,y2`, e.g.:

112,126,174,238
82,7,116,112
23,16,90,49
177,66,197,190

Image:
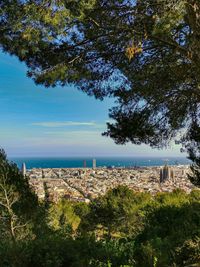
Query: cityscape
22,162,195,203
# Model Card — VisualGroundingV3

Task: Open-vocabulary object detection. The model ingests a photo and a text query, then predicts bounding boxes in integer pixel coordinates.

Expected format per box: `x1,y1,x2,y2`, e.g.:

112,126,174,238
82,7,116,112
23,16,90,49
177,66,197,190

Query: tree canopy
1,0,200,148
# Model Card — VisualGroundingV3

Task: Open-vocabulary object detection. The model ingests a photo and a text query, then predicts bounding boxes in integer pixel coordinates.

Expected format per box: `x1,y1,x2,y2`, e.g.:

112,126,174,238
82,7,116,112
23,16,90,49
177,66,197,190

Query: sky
0,51,185,158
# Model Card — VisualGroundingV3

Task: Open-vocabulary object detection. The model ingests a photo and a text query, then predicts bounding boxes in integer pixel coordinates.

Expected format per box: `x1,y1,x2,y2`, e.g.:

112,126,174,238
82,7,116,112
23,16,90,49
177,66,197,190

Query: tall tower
160,168,163,183
83,160,87,168
160,165,174,183
92,158,96,169
21,162,26,177
170,169,175,181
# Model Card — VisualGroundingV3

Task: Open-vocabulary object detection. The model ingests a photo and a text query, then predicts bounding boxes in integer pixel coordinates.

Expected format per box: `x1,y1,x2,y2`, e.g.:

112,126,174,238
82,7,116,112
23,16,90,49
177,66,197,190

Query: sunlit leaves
125,42,143,61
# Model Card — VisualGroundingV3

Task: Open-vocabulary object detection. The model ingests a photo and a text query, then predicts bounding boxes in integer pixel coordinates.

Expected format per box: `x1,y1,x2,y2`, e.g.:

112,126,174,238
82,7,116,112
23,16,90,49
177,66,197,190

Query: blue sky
0,51,185,157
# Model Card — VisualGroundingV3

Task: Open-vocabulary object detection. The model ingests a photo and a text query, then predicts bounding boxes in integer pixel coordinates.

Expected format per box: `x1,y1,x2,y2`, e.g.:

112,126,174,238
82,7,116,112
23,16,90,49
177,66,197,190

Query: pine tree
185,123,200,187
0,148,38,241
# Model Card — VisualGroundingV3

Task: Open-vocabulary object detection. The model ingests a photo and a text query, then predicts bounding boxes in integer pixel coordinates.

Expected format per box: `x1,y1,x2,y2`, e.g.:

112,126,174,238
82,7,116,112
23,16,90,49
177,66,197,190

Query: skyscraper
160,165,174,183
21,162,26,177
93,158,96,169
83,160,87,168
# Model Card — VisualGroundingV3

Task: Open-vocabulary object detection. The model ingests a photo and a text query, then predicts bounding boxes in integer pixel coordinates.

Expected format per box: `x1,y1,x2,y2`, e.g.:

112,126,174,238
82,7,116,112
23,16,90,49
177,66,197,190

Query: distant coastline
10,156,191,170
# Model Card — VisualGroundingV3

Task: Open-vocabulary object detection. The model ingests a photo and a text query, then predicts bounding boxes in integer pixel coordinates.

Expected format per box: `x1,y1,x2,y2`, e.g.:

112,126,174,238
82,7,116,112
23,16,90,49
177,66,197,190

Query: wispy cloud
31,121,96,127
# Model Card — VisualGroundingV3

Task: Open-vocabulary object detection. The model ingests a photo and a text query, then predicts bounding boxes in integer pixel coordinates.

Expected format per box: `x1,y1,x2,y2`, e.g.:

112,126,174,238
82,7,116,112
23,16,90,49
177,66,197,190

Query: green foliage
182,122,200,187
80,185,151,238
47,199,80,235
132,189,200,266
0,148,39,241
175,237,200,266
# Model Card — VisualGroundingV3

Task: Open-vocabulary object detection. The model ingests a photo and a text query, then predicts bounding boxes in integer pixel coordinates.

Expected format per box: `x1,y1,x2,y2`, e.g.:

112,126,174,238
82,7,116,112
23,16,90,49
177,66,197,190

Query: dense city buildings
27,165,198,203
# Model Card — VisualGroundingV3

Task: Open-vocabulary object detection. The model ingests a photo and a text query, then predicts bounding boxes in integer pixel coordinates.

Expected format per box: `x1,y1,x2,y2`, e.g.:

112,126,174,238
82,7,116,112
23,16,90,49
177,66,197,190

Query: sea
9,157,191,170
